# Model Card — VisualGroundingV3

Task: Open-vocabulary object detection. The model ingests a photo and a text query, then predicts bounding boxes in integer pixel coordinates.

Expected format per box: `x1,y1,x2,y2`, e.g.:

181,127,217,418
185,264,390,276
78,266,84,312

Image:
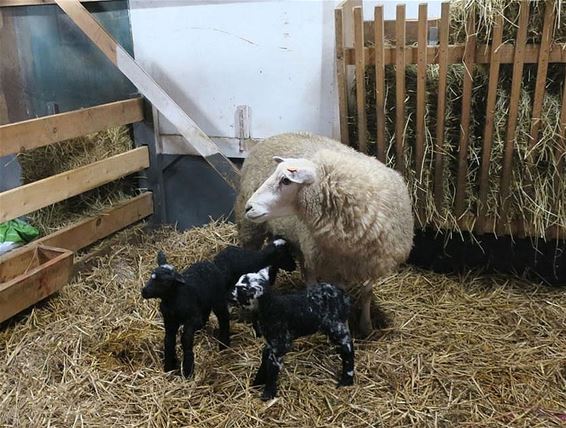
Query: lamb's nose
245,204,252,213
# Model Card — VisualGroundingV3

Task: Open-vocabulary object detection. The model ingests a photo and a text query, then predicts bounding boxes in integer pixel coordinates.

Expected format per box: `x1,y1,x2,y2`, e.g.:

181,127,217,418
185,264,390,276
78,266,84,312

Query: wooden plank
498,1,530,235
0,98,144,157
433,2,450,209
335,4,350,146
344,43,566,65
353,6,367,153
454,11,477,218
0,193,153,267
1,0,110,6
528,0,555,156
395,4,406,174
54,0,240,191
555,73,566,240
374,5,386,162
476,14,504,233
415,3,427,193
0,246,73,324
0,147,149,223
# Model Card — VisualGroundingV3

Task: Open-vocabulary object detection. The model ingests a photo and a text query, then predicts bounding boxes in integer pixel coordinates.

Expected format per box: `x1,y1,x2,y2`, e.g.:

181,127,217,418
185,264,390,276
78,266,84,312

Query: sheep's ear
284,164,316,185
157,251,168,266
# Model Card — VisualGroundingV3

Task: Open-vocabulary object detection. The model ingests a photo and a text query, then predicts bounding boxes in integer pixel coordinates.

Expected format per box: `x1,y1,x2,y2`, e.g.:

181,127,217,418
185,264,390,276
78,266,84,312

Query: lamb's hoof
261,389,276,401
164,360,178,373
218,340,230,350
357,320,373,338
181,365,194,378
251,376,266,387
337,376,354,388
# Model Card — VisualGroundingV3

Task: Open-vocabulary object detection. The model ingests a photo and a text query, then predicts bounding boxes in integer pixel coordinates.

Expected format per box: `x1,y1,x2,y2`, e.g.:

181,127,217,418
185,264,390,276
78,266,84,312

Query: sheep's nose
245,204,252,213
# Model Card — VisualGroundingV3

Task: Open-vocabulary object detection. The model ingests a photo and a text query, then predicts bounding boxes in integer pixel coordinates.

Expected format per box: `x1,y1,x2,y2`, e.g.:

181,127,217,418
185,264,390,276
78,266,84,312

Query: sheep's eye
280,177,292,186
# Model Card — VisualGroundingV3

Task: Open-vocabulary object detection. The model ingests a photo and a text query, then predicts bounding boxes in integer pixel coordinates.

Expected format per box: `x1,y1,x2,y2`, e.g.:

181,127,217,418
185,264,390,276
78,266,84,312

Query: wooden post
354,6,367,153
433,2,450,210
498,0,530,235
415,3,428,210
54,0,241,191
374,5,386,162
395,4,406,174
454,10,477,220
335,3,350,146
476,14,504,234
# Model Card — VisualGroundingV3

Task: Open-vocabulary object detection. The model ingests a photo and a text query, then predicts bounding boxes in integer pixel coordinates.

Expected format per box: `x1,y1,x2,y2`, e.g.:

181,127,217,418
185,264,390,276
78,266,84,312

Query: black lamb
232,267,355,400
141,251,230,378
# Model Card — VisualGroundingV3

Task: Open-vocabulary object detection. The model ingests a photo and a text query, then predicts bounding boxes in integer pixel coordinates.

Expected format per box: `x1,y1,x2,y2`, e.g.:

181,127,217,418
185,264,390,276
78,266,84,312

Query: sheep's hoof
357,319,373,338
261,388,276,401
337,376,354,387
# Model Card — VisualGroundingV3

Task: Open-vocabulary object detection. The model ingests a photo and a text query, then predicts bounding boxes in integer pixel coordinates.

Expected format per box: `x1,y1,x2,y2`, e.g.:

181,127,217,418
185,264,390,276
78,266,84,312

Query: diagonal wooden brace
54,0,240,191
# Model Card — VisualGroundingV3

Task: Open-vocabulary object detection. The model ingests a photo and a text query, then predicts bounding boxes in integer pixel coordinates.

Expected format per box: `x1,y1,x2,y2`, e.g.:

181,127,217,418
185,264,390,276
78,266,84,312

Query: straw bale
1,222,564,427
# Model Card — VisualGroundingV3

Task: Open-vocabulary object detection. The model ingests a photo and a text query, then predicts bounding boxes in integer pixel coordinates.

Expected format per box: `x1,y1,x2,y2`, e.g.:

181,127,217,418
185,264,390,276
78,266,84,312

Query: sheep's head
244,156,317,222
141,251,185,299
231,267,270,310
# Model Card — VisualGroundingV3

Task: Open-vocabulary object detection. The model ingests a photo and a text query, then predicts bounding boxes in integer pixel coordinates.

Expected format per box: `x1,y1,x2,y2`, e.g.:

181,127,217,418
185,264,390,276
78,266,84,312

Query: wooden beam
353,6,367,153
1,0,110,6
0,98,144,157
374,5,386,162
0,193,153,267
344,43,566,65
0,147,149,223
335,3,350,146
54,0,240,191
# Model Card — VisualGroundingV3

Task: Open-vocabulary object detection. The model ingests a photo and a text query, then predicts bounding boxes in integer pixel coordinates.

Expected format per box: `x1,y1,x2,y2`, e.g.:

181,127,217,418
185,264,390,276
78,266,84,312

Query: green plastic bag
0,219,40,255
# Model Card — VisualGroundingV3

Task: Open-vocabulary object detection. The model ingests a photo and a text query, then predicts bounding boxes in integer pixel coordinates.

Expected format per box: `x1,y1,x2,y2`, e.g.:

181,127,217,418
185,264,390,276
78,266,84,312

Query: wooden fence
335,0,566,240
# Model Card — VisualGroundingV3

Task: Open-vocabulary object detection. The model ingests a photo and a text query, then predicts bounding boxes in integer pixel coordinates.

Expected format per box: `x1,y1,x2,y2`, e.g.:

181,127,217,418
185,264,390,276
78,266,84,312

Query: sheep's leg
180,324,195,378
163,319,179,373
327,323,355,387
358,281,374,337
261,339,292,401
238,219,266,250
213,304,231,349
252,346,270,387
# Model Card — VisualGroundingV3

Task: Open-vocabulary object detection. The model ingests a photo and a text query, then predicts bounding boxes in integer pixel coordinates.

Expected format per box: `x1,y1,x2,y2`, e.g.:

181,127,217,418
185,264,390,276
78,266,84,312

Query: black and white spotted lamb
233,267,355,400
141,251,229,378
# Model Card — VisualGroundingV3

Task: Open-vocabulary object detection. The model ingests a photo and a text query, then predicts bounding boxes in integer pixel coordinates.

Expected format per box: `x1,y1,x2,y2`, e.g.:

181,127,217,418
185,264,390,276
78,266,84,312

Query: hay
17,126,139,235
1,222,565,426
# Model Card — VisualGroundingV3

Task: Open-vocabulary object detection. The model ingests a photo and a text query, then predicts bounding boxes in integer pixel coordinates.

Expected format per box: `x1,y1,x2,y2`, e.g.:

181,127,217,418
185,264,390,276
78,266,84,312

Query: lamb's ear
157,251,168,266
273,156,287,164
258,267,271,282
174,272,186,284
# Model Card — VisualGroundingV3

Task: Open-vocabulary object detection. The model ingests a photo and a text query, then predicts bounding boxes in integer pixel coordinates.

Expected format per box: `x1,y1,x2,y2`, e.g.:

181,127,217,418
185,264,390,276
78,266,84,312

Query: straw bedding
1,221,564,427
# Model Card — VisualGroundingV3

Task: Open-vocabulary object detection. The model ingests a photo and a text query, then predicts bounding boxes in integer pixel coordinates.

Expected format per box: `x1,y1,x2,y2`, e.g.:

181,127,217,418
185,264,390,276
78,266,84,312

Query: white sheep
235,132,414,336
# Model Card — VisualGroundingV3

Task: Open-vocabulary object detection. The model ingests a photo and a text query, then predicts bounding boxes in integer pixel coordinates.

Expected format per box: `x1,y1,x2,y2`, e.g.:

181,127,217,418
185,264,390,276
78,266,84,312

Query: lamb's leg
213,304,231,349
251,315,262,338
327,322,355,387
261,339,291,401
180,324,195,378
163,319,179,373
252,346,270,386
358,281,374,337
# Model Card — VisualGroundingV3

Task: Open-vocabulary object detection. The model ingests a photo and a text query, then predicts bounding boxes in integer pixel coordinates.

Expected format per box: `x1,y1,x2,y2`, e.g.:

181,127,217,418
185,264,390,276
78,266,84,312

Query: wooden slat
528,1,555,156
374,5,386,162
344,43,566,65
0,147,149,223
0,193,153,268
0,98,144,157
433,2,450,209
354,6,367,153
395,4,406,174
54,0,240,191
454,11,477,218
335,4,350,146
476,14,504,234
1,0,110,6
555,73,566,240
415,4,427,193
498,1,530,234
